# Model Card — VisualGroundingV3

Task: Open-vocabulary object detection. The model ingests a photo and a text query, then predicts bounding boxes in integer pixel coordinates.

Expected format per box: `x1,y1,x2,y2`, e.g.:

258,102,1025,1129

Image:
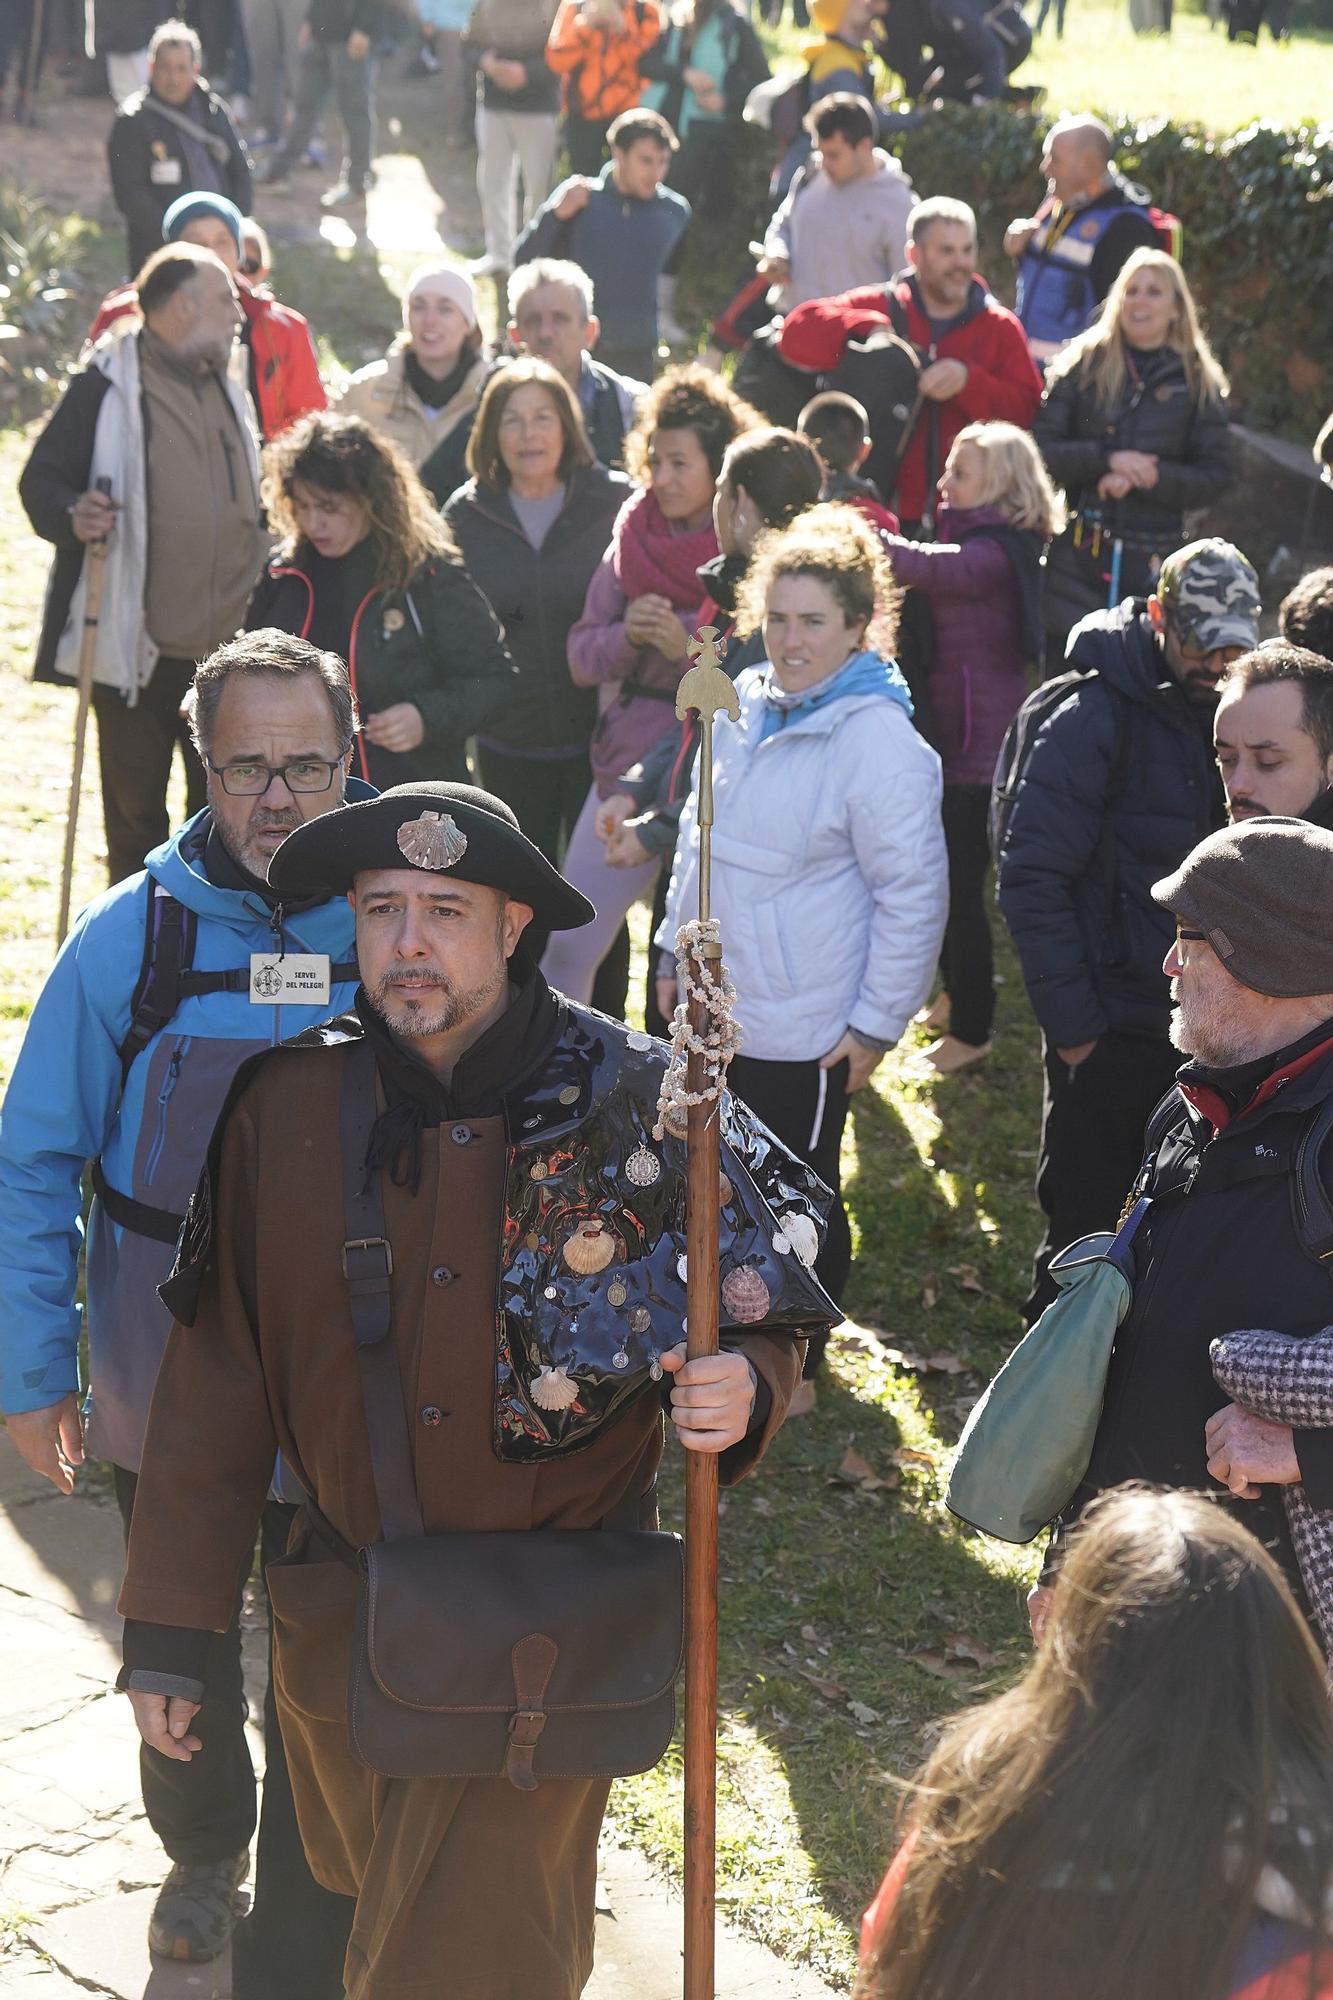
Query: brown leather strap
341,1039,425,1542
505,1632,558,1791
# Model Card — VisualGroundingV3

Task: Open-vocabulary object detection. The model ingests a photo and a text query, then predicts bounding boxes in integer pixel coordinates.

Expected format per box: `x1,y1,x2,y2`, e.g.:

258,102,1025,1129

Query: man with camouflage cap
996,537,1261,1320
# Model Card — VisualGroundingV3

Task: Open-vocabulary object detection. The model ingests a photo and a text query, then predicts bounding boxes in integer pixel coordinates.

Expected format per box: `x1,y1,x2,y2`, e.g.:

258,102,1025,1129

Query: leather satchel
337,1040,685,1790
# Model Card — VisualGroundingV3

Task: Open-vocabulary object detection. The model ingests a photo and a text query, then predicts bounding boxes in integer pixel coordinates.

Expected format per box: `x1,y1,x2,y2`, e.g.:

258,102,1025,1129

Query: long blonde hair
949,422,1065,537
1045,247,1229,410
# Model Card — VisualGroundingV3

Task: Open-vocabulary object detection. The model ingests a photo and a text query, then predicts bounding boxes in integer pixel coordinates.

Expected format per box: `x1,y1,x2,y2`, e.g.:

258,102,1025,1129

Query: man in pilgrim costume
117,781,834,1999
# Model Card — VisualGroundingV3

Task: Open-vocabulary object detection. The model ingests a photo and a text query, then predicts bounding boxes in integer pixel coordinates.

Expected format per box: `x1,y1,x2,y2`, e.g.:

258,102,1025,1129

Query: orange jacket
86,282,327,440
546,0,661,122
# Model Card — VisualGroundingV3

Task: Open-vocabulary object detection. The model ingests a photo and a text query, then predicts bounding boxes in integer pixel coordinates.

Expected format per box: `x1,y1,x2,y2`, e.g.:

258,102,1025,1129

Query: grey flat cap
1152,818,1333,998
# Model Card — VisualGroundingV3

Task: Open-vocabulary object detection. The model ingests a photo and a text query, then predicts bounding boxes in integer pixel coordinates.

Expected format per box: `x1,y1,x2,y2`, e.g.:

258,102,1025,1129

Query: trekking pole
56,477,112,947
655,625,741,2000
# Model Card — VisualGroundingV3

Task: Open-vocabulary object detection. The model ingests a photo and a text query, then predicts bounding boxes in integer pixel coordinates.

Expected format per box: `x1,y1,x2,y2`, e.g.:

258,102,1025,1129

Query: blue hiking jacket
513,164,690,352
0,800,368,1468
995,601,1223,1049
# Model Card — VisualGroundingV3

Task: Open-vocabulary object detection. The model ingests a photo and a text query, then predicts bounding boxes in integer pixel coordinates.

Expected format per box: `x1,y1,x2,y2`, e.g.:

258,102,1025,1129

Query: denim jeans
280,35,376,185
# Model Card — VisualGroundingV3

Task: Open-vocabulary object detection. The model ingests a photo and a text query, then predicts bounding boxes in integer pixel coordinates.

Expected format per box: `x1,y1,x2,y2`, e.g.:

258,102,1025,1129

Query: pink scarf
611,486,718,608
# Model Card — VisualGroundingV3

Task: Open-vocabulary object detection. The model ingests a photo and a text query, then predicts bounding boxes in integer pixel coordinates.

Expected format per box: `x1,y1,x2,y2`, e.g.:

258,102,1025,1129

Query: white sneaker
467,252,506,277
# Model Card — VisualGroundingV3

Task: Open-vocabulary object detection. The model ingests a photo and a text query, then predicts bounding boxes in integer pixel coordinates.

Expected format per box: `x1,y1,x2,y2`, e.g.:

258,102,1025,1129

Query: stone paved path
0,1436,842,1998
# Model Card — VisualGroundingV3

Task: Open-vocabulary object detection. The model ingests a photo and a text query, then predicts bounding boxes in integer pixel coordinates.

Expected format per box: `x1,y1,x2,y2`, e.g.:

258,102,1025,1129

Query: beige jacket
334,339,489,469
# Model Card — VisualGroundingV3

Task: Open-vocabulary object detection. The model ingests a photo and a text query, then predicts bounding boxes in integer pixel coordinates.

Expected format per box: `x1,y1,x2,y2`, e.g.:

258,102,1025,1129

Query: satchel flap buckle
342,1236,394,1280
508,1707,548,1749
504,1631,559,1792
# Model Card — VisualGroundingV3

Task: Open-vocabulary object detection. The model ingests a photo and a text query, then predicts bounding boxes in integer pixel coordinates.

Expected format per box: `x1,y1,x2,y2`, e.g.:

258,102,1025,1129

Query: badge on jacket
149,145,183,185
249,954,332,1004
382,607,405,637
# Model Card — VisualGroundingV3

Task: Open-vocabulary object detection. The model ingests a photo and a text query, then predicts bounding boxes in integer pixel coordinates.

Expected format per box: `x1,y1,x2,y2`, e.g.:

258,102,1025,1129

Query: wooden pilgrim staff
57,477,113,946
655,624,742,2000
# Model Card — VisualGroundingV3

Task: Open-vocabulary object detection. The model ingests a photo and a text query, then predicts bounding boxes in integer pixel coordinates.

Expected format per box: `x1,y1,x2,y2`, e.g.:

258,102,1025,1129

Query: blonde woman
660,504,948,1410
1034,246,1232,666
883,422,1065,1073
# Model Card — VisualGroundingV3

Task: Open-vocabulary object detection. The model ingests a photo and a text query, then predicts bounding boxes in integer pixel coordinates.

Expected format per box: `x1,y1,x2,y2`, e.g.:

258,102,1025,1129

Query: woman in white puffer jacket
659,503,948,1409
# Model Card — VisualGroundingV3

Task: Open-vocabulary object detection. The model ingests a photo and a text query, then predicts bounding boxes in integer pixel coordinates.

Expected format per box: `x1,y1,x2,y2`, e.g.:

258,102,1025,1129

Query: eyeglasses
1175,925,1207,948
207,757,342,796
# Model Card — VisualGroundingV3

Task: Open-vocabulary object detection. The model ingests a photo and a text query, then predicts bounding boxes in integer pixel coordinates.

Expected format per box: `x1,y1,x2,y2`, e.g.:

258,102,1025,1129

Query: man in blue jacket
995,539,1260,1323
0,631,368,1990
513,106,689,384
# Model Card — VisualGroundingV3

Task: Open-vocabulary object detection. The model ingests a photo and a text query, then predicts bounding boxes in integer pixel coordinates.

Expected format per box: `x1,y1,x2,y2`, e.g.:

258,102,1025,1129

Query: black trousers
939,783,995,1048
475,739,630,1014
727,1052,852,1377
1026,1028,1180,1323
93,657,207,886
563,113,609,177
114,1470,354,1998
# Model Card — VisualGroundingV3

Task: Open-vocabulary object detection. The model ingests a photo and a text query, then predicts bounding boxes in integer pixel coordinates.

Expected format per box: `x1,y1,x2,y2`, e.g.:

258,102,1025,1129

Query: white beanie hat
404,263,478,330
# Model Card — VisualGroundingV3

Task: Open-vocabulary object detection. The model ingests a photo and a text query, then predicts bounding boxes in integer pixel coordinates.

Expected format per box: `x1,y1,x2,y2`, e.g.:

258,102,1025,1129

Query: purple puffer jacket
884,504,1030,788
567,556,702,800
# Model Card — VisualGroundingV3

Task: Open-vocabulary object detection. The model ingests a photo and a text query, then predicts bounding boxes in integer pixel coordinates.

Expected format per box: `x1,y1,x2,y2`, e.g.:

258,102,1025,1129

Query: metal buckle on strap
341,1236,394,1278
507,1708,547,1748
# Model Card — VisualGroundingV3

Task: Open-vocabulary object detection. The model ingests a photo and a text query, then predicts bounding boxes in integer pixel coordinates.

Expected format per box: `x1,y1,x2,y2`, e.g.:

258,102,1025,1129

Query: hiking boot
148,1851,250,1962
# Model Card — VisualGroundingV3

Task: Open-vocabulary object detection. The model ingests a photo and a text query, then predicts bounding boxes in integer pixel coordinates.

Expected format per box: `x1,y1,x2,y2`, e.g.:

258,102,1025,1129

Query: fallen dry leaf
831,1445,899,1494
920,1273,939,1309
800,1623,820,1644
892,1445,937,1470
908,1649,972,1682
924,1350,970,1376
948,1263,985,1293
798,1669,848,1703
847,1699,881,1725
882,1345,970,1378
943,1632,998,1668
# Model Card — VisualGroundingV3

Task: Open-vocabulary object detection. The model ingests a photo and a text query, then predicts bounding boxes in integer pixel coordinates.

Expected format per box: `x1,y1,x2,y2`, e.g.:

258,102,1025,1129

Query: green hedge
685,108,1332,441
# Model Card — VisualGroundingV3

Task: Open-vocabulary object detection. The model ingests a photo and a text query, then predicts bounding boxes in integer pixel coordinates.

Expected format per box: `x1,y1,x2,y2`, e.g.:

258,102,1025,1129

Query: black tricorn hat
268,781,595,931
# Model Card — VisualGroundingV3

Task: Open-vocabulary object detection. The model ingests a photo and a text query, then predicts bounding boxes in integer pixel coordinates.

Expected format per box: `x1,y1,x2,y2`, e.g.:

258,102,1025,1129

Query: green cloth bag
944,1212,1144,1545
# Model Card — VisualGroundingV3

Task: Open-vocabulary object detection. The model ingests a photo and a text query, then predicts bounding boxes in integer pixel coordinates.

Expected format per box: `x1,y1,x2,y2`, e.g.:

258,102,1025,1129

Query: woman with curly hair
857,1487,1333,2000
1035,247,1232,668
660,504,947,1410
539,362,758,1006
247,411,514,789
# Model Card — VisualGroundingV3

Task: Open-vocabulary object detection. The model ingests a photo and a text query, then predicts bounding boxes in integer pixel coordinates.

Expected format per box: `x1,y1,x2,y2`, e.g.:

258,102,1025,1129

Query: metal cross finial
676,628,740,929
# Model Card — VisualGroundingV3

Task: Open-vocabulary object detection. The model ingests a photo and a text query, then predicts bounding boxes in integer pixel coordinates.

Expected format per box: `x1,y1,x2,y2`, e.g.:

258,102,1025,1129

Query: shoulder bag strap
341,1038,426,1541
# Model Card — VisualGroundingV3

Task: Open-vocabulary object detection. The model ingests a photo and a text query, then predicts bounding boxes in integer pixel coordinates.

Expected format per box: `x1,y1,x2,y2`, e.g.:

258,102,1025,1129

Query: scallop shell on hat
721,1264,771,1324
776,1211,819,1269
530,1364,579,1411
396,809,468,871
562,1219,616,1274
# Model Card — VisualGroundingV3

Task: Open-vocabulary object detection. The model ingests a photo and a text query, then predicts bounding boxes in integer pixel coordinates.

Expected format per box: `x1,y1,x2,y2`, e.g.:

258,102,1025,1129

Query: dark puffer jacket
995,599,1225,1049
443,463,630,756
246,547,515,789
1034,346,1232,629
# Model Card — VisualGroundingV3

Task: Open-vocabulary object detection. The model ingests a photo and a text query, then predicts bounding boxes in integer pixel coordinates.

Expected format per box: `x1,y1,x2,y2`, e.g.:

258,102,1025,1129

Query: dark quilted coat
995,599,1225,1048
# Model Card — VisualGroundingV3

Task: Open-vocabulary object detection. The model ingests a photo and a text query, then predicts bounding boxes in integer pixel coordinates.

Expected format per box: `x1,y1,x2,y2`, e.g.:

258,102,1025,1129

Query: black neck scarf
355,958,563,1192
404,344,474,412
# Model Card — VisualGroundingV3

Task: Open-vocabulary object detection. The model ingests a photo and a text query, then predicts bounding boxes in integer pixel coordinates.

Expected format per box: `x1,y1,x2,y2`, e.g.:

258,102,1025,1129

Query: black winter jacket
107,85,252,278
1060,1030,1333,1607
995,599,1224,1048
443,464,630,755
1034,345,1232,543
245,546,515,789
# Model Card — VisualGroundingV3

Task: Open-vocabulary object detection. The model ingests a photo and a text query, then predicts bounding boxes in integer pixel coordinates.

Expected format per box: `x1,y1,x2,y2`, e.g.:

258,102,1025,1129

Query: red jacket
780,274,1042,526
87,281,326,440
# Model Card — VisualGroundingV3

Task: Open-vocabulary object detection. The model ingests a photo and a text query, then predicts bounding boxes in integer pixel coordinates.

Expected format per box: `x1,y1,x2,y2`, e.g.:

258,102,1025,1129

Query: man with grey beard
0,632,366,1985
1028,817,1333,1649
19,241,267,885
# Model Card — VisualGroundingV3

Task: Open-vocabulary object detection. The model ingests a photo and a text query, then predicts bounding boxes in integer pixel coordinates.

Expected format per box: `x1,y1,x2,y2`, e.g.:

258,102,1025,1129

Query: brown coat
120,1035,803,1999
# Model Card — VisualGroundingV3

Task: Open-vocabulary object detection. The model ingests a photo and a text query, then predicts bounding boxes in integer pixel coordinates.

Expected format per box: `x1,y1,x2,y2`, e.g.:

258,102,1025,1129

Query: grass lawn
764,0,1333,125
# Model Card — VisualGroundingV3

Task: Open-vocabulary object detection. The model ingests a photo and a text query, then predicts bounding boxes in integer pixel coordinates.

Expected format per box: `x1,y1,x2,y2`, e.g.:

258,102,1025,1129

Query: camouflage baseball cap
1156,538,1261,652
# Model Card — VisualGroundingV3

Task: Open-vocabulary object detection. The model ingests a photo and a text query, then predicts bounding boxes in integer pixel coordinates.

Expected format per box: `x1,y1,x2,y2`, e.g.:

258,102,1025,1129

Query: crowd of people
5,10,1333,2000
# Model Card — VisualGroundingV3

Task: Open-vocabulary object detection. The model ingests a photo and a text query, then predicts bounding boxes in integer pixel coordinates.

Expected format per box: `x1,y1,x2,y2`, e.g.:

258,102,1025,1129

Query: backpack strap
118,889,196,1084
1292,1092,1333,1273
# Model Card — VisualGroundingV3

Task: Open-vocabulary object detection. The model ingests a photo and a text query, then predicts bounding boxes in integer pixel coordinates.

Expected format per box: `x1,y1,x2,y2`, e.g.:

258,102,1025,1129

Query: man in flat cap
115,781,833,1999
1029,816,1333,1649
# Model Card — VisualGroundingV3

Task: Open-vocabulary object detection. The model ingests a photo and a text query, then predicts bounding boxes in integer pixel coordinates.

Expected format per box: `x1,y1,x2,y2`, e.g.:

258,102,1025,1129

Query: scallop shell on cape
722,1264,771,1325
396,810,468,871
776,1211,819,1269
530,1364,579,1411
562,1220,616,1275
